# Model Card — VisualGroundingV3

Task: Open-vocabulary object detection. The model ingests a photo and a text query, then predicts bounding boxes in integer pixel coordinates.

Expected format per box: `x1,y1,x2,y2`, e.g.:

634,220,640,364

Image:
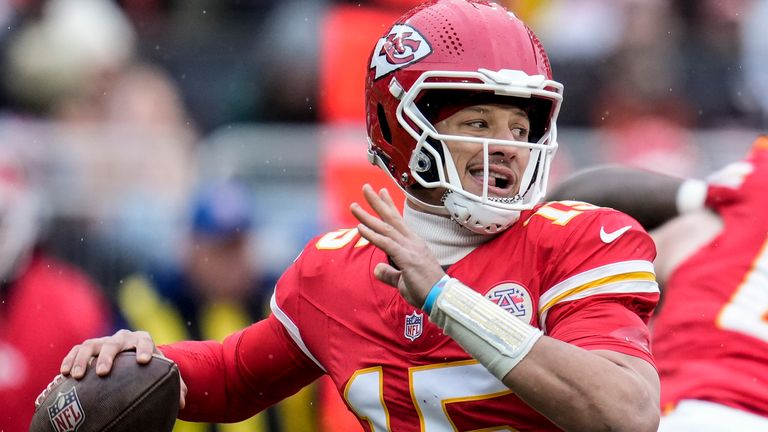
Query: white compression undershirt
402,203,491,266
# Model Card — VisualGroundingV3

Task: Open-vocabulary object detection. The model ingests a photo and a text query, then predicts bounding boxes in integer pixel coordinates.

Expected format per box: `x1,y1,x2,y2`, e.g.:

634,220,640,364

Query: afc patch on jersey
486,282,535,325
404,310,424,341
371,24,432,79
47,387,85,432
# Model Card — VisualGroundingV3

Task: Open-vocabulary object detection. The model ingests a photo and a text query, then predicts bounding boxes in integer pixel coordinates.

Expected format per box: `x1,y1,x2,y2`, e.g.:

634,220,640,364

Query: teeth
470,169,511,190
489,172,508,180
470,170,508,181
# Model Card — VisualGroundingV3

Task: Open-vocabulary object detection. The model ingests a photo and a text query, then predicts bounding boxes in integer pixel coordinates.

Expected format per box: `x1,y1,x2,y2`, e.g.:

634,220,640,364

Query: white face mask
394,69,563,234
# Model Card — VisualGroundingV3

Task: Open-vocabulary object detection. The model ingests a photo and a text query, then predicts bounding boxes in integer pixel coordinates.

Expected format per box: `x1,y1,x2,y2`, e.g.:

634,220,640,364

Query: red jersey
162,200,658,431
655,136,768,417
0,254,111,431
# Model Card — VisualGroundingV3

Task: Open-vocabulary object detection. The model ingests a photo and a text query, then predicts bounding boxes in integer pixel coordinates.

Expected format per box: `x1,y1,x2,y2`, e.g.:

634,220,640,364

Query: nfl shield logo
48,388,85,432
404,311,423,341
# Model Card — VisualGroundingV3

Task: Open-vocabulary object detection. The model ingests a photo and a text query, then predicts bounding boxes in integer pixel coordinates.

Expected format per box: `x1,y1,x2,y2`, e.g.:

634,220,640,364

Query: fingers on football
94,330,132,376
134,331,157,363
65,337,107,379
60,344,83,376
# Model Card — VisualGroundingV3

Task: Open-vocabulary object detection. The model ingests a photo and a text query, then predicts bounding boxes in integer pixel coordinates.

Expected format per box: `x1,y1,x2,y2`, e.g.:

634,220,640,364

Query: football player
550,136,768,430
60,1,661,430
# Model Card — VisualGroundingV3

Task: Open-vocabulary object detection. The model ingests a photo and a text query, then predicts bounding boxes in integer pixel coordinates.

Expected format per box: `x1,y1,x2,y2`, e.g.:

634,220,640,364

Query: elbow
583,388,659,432
616,410,659,432
580,408,658,432
606,392,660,432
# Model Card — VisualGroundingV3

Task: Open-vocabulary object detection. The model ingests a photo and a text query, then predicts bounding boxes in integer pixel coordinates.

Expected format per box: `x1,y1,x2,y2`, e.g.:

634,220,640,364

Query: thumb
179,376,188,410
374,262,401,287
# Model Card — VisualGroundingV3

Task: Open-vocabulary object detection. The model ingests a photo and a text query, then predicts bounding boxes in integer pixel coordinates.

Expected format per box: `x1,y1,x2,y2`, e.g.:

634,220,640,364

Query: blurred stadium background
0,0,765,295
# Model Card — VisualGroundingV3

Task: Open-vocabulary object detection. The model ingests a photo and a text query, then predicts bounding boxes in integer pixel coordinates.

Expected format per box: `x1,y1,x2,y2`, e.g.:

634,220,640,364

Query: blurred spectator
741,0,768,126
125,0,285,132
526,0,760,130
672,0,751,128
583,0,702,176
1,0,198,289
2,0,754,132
244,0,327,124
117,179,317,432
3,0,136,118
529,0,629,126
0,147,113,431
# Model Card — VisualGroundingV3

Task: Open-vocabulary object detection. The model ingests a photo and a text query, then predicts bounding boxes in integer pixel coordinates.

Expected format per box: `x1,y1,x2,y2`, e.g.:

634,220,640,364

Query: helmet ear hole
377,103,392,144
415,137,444,183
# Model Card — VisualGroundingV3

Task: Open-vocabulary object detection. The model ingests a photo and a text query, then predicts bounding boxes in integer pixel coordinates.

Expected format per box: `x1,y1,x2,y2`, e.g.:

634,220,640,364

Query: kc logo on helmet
47,388,85,432
371,24,432,79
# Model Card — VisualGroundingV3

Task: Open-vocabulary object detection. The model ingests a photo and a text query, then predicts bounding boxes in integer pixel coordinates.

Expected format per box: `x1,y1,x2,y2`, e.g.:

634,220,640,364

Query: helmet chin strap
437,136,528,235
406,192,451,216
443,191,521,235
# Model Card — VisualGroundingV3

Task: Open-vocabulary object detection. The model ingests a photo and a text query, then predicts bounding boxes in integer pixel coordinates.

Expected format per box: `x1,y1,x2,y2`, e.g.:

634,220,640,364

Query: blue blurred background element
190,179,253,239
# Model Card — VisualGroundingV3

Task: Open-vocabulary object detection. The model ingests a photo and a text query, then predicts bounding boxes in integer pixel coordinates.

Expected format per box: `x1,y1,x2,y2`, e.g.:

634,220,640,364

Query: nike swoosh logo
600,225,632,243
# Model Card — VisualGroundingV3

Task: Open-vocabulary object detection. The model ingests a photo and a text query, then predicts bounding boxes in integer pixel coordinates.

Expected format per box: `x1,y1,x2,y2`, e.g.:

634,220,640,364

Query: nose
487,143,523,163
495,126,519,142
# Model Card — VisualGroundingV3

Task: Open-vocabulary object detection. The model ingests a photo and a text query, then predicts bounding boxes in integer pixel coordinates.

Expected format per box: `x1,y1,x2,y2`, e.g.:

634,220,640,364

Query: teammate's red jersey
0,254,111,431
655,136,768,417
161,201,659,431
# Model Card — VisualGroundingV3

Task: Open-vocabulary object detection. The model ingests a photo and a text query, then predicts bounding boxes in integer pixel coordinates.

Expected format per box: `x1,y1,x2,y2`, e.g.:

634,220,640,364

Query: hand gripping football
29,352,180,432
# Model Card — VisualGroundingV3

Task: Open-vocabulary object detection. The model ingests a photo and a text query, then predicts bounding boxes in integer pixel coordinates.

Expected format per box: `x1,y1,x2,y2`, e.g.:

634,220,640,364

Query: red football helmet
366,0,563,234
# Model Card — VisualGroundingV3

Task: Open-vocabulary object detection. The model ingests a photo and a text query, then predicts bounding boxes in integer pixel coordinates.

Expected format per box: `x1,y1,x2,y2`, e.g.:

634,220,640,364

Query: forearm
549,165,687,230
504,338,659,432
427,278,659,432
158,341,248,422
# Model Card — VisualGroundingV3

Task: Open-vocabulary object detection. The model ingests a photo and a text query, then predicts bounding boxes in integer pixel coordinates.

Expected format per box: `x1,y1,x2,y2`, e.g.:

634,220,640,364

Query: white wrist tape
429,278,543,380
676,178,707,215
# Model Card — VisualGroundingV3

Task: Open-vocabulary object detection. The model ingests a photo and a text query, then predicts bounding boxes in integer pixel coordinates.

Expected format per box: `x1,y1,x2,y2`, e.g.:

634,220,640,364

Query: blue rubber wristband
422,275,450,314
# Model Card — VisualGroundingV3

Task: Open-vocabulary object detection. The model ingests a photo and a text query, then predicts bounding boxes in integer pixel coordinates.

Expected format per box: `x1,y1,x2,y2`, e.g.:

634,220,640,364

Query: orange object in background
317,376,361,432
317,1,416,230
317,3,412,430
321,131,405,230
318,5,411,123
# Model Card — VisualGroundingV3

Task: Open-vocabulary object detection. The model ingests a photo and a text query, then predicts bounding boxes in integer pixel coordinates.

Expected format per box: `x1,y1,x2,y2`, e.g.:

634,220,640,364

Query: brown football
29,352,180,432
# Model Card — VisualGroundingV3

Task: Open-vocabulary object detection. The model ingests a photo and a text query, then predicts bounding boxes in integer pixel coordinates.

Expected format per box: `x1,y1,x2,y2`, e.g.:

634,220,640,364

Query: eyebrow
461,105,528,115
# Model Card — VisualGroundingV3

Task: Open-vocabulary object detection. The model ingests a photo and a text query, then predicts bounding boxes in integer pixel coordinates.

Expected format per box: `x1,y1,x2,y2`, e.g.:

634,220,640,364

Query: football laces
34,374,64,408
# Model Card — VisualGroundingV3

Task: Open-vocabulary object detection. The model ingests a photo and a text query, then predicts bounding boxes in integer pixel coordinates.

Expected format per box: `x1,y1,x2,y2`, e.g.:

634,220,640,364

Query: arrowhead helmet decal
371,24,432,79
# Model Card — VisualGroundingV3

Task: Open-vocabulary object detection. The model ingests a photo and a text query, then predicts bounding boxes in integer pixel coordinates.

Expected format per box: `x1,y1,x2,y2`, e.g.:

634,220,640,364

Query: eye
511,126,530,141
464,119,488,129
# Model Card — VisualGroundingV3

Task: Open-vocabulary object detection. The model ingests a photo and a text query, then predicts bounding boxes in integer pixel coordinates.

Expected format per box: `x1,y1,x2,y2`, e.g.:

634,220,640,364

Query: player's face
435,104,531,200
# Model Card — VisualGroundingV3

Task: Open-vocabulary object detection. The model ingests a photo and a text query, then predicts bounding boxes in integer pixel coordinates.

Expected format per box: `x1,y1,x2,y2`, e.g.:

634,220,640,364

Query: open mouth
468,165,517,196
